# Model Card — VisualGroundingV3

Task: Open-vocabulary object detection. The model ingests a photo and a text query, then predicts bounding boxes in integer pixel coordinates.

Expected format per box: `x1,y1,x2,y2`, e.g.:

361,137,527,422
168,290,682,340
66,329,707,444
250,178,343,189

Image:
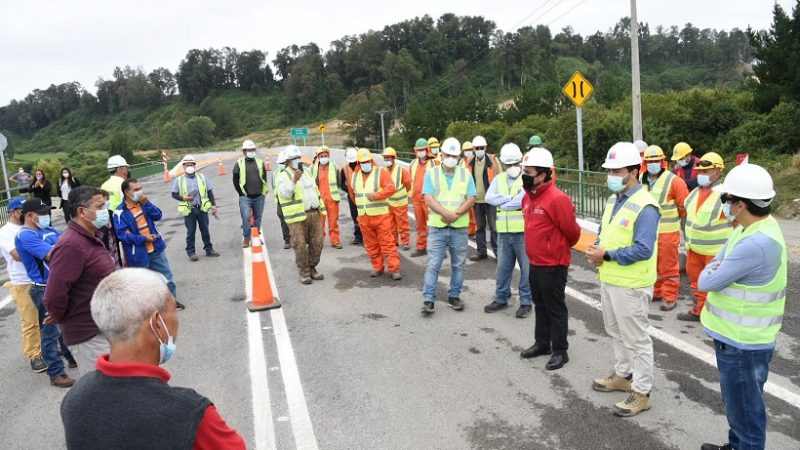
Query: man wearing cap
15,198,75,387
339,148,363,246
382,147,412,250
698,165,786,450
101,155,130,210
171,156,219,261
273,150,292,249
312,146,342,249
678,152,733,322
409,138,439,257
586,142,660,417
671,142,701,190
641,145,689,312
421,137,476,314
468,135,501,261
232,140,269,248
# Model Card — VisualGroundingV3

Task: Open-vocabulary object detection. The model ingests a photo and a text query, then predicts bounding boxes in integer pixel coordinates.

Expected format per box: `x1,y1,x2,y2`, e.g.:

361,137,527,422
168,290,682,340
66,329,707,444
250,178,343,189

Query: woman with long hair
31,169,53,207
59,168,81,222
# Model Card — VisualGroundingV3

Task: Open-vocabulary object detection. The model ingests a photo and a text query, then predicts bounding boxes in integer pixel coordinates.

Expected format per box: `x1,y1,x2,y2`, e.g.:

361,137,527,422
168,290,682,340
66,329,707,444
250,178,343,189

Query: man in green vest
421,137,476,314
699,164,786,450
171,155,219,261
232,139,269,248
483,143,532,318
585,142,661,417
101,155,129,210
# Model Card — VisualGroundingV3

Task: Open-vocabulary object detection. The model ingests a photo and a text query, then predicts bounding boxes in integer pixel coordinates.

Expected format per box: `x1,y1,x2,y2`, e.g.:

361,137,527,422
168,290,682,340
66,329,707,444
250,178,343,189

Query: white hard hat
441,137,461,156
181,154,196,165
522,148,554,168
284,145,302,160
472,135,488,148
499,143,523,164
345,147,358,163
242,139,257,150
107,155,128,170
602,142,642,169
276,150,288,165
633,140,648,153
713,163,775,202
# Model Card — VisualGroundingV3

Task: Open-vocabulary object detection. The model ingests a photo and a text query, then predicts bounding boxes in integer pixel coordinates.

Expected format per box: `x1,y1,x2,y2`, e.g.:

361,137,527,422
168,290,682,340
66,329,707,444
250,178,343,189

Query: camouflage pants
288,210,324,279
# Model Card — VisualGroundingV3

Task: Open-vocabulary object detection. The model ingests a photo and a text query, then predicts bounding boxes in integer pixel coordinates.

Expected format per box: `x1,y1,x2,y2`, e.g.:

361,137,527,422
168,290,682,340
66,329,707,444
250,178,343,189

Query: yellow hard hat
671,142,693,161
697,152,725,170
315,145,330,156
462,141,474,151
356,148,372,163
382,147,397,158
427,137,440,148
643,145,665,161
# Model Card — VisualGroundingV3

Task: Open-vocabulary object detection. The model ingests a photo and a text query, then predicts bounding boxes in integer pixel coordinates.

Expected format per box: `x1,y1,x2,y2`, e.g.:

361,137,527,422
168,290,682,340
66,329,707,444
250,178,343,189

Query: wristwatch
602,252,611,262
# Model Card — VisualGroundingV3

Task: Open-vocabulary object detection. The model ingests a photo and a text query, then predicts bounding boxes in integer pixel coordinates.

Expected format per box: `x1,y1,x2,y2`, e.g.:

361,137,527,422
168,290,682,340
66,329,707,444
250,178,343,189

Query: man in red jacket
519,148,581,370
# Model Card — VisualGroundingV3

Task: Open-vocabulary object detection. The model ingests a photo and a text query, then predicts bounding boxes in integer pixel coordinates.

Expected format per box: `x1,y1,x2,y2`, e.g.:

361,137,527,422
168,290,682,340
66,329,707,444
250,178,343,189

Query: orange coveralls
349,165,399,273
316,164,340,247
645,171,689,303
410,158,437,251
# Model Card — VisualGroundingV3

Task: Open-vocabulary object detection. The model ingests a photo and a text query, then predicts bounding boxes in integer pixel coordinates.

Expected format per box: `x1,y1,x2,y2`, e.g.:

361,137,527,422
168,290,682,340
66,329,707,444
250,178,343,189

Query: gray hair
91,268,171,343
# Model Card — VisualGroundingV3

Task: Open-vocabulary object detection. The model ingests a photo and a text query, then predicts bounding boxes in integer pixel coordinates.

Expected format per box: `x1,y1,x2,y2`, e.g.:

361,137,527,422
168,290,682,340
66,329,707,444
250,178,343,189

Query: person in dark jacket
113,179,183,310
59,168,81,222
31,169,53,207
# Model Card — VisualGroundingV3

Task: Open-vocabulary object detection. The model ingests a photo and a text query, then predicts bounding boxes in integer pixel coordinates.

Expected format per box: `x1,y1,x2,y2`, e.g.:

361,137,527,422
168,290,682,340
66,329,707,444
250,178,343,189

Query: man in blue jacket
113,179,184,310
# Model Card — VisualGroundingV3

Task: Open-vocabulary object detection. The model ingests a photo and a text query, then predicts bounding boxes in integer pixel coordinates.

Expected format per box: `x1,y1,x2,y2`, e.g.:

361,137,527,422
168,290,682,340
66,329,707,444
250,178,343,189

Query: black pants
276,204,291,244
347,196,363,241
61,200,72,222
474,202,497,255
530,265,569,354
184,207,214,255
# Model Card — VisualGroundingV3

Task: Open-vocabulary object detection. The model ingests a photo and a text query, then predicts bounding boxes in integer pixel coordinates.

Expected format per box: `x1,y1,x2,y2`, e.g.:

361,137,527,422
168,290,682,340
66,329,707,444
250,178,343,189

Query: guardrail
554,168,608,221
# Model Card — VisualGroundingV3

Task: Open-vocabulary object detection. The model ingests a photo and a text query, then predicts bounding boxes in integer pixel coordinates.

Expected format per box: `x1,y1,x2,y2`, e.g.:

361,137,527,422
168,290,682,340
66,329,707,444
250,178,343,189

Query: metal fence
554,168,608,221
130,160,180,179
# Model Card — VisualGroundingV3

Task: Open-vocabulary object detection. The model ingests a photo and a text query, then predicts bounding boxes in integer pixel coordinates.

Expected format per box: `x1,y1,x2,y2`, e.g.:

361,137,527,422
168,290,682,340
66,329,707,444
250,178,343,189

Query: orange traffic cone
247,227,281,312
163,169,171,183
218,159,225,176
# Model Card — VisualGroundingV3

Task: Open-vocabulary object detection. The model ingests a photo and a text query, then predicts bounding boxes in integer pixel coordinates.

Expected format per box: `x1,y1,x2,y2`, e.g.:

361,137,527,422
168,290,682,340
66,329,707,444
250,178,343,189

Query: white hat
522,148,554,168
713,163,775,204
107,155,128,170
499,143,523,164
242,140,257,150
441,137,461,156
602,142,642,169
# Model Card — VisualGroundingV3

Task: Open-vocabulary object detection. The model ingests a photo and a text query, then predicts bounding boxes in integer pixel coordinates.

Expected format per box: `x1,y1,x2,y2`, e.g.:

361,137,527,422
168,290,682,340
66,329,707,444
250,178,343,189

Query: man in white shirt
0,197,46,372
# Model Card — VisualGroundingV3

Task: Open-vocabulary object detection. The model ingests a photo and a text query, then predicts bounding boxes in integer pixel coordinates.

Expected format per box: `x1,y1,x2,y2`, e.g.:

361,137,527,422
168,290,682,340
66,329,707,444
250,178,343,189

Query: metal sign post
576,107,585,216
562,71,594,217
0,133,10,200
319,124,326,146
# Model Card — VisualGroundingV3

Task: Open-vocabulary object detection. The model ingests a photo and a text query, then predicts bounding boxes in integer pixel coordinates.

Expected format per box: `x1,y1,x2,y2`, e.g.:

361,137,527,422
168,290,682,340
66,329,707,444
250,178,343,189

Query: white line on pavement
0,294,12,310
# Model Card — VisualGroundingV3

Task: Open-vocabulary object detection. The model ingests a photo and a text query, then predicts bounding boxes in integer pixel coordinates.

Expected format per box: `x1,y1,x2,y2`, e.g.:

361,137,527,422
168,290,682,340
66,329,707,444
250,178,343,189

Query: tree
108,131,134,162
748,1,800,111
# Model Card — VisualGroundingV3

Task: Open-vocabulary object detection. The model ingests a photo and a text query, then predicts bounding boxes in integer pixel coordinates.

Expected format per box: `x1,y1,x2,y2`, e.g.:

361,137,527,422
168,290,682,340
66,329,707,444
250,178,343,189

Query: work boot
515,305,532,318
447,297,464,311
592,371,632,392
677,311,700,322
333,243,343,249
660,301,677,311
484,301,509,313
206,250,220,257
189,254,199,262
301,277,312,285
700,444,732,450
175,301,186,311
421,301,435,314
520,343,551,359
391,272,402,280
50,374,75,388
410,248,427,257
545,353,569,370
310,267,324,281
469,254,488,261
243,239,250,248
401,244,410,251
652,296,663,302
351,238,363,245
613,391,652,417
30,356,47,373
370,270,384,278
66,358,78,369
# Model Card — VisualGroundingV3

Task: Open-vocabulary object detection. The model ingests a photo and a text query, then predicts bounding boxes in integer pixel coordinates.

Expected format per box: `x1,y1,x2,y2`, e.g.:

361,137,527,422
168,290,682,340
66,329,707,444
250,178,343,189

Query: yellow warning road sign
319,124,326,132
562,71,594,107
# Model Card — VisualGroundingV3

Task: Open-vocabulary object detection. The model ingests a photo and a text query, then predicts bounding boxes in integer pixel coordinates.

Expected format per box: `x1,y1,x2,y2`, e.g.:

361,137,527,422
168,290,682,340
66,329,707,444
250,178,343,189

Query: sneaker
390,272,402,280
410,248,427,257
613,391,652,417
242,239,250,248
30,356,47,373
206,250,220,257
660,301,677,311
592,371,633,392
469,254,488,261
189,254,199,262
175,301,186,311
370,271,384,278
677,311,700,322
701,444,732,450
50,374,75,388
421,301,435,314
515,305,533,318
447,297,464,311
484,301,509,313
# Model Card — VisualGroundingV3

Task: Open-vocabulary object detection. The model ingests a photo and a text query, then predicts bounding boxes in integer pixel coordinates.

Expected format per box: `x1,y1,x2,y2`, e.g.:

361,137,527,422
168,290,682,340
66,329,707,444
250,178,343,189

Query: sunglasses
697,160,715,168
720,194,740,204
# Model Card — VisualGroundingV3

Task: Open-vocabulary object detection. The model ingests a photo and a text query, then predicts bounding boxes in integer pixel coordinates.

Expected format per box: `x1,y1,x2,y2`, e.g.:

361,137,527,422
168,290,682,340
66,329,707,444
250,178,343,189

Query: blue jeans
149,250,177,299
423,227,468,301
30,285,65,378
239,195,265,239
714,339,773,450
495,232,531,305
184,207,214,255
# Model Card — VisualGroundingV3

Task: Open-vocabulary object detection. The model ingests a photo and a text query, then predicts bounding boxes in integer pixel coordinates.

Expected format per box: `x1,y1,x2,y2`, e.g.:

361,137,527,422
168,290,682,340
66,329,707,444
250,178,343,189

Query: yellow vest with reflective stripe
685,186,732,256
351,168,389,216
648,171,680,234
427,166,470,228
388,165,408,207
101,176,125,211
276,167,326,223
409,159,436,197
237,158,269,196
177,174,212,215
701,216,787,345
495,174,524,233
312,161,340,202
598,188,660,288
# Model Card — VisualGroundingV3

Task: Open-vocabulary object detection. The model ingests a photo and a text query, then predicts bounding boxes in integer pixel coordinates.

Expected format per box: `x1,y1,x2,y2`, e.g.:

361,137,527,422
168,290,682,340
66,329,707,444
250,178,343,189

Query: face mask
463,151,474,159
443,157,458,169
722,202,738,222
319,157,329,166
475,150,486,159
697,174,711,187
506,166,521,178
18,169,23,174
522,174,536,191
62,172,69,178
383,160,393,168
36,175,43,180
430,147,440,156
37,215,51,229
91,208,110,228
185,166,196,175
361,163,373,173
150,314,176,365
647,163,662,175
417,151,427,159
349,162,357,169
104,201,111,211
132,191,143,203
607,175,626,192
290,159,300,170
246,151,256,159
677,159,689,168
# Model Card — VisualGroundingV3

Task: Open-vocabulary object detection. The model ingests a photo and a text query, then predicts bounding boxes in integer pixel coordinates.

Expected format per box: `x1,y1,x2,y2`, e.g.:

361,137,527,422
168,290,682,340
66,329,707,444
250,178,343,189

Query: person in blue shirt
15,198,75,387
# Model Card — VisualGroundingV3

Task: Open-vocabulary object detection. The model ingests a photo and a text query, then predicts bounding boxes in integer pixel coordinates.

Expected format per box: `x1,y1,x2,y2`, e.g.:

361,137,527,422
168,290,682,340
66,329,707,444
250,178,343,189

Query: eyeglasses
721,194,740,204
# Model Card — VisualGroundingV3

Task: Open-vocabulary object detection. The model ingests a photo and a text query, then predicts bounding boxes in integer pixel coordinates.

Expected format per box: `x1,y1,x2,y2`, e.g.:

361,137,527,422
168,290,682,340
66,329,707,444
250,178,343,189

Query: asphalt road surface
0,148,798,450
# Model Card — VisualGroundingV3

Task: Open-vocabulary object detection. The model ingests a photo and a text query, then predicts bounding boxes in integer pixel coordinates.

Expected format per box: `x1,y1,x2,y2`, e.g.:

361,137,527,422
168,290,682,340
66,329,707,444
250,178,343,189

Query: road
0,147,798,450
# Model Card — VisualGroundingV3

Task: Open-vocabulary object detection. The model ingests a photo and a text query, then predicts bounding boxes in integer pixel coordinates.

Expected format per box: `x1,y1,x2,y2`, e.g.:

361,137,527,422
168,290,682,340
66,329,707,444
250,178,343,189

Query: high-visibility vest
495,173,524,233
312,161,340,202
272,166,284,201
388,164,408,207
237,158,269,196
409,159,437,197
276,167,326,224
177,174,212,215
101,176,125,211
351,168,389,216
701,216,787,346
427,166,470,229
647,171,680,234
685,186,732,256
598,188,660,288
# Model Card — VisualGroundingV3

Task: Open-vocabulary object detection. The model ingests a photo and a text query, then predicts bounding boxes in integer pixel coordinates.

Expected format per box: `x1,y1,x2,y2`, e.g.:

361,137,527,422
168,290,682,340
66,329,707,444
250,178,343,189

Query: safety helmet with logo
242,139,257,150
276,149,288,165
528,135,543,147
414,138,429,150
643,145,665,161
602,142,642,169
356,148,372,163
522,148,554,168
472,135,488,148
107,155,129,170
284,145,302,160
382,147,397,158
499,143,523,165
427,137,440,148
441,137,461,156
316,145,330,156
181,155,197,165
671,142,693,161
633,140,648,155
345,147,358,163
713,163,775,204
696,152,725,171
462,141,474,151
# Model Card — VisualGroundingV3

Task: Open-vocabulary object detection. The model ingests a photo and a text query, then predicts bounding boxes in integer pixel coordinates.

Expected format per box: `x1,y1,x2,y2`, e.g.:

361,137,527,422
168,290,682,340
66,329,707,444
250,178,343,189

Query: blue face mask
361,163,373,173
150,315,176,365
647,163,662,176
91,208,110,229
37,214,51,229
607,175,626,192
697,174,711,187
132,191,143,203
722,202,738,222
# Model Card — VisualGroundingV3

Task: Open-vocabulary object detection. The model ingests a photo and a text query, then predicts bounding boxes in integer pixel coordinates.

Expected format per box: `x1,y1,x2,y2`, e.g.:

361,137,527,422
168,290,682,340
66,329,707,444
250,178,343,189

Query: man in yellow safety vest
381,147,412,250
101,155,129,210
171,155,219,262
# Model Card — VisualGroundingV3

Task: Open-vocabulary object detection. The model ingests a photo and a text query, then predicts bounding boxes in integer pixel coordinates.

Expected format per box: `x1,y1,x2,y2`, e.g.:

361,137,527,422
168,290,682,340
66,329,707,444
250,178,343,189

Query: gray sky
0,0,792,106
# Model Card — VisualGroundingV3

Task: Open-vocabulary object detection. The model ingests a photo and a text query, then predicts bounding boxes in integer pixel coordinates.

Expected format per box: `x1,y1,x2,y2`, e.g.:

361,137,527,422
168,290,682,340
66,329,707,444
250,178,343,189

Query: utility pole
376,109,388,149
630,0,643,141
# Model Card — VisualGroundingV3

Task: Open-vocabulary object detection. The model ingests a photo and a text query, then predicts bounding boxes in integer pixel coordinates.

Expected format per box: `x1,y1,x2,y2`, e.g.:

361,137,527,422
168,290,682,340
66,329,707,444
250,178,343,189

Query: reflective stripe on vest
427,166,470,228
238,158,269,196
701,216,787,345
312,161,340,202
648,171,680,234
351,168,389,216
388,165,408,207
597,188,660,288
495,173,524,233
177,174,211,215
685,187,732,255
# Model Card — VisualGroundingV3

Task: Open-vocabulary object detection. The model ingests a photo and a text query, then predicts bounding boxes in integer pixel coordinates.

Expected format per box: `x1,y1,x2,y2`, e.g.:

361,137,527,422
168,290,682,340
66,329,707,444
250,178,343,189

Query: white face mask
475,150,486,159
185,166,196,175
383,160,393,168
430,147,440,156
417,151,427,159
463,151,474,159
506,166,521,178
677,158,689,168
443,157,458,169
319,157,330,166
62,172,69,178
697,174,712,187
246,151,256,159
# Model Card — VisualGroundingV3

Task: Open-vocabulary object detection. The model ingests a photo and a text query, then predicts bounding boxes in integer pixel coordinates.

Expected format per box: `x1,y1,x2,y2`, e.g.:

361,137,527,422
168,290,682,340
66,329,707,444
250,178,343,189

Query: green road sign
291,128,309,139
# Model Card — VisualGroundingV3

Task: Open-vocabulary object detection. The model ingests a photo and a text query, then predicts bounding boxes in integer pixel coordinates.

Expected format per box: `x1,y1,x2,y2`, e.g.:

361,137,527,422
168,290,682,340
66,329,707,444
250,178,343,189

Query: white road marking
407,210,800,409
0,294,12,310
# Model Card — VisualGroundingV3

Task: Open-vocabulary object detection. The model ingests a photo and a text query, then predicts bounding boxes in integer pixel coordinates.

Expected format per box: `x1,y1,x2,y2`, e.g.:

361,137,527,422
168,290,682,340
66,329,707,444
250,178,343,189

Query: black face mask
521,174,536,191
349,162,357,169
